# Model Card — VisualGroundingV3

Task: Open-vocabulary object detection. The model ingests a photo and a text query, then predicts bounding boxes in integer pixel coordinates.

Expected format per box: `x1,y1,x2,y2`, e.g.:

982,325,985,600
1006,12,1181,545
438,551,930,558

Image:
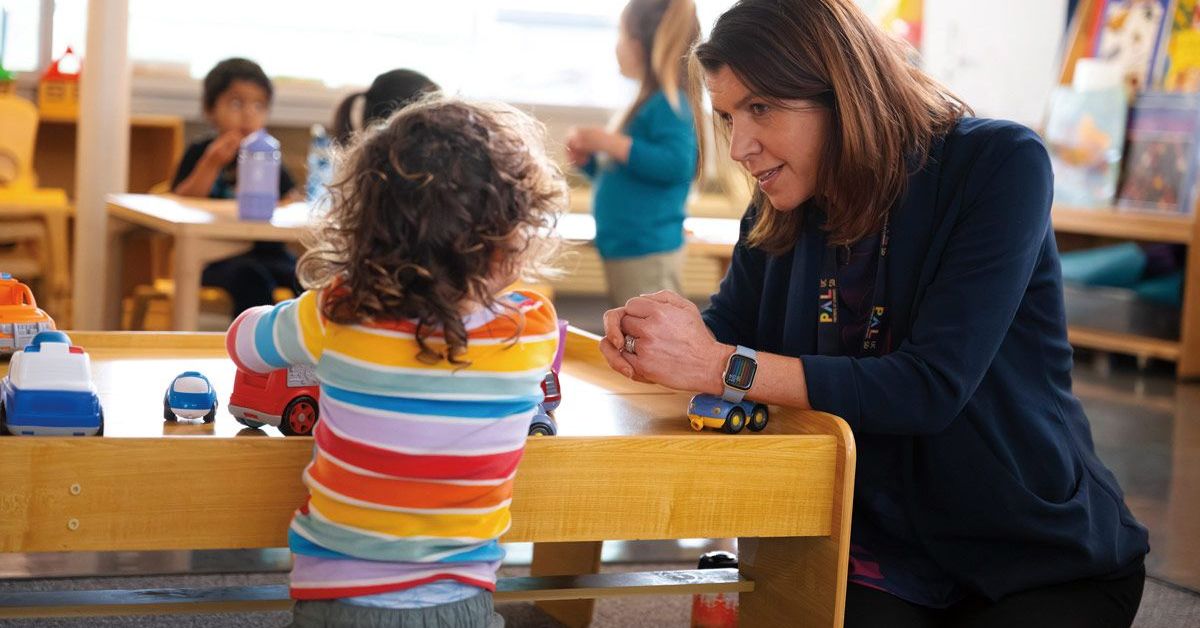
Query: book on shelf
1116,91,1200,214
1093,0,1173,93
1046,85,1129,208
1163,0,1200,91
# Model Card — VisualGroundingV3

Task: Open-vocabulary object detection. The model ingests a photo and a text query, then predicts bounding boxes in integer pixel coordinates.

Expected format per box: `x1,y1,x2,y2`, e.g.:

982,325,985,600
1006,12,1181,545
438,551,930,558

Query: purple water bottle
237,130,281,221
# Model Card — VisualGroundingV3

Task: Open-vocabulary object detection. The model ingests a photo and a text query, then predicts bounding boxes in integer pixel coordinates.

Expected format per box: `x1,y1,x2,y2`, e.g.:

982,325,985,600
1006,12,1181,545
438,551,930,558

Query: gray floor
2,294,1198,625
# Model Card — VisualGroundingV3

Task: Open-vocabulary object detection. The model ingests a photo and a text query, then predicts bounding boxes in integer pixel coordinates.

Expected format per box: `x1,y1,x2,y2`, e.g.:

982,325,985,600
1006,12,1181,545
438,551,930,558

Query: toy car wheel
280,396,319,436
529,424,554,437
96,411,104,436
723,407,746,434
203,403,217,423
748,404,769,432
0,404,8,435
162,393,176,422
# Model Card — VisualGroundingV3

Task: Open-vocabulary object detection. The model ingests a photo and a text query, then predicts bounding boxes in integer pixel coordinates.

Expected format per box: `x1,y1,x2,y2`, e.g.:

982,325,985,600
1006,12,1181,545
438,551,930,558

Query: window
0,0,41,72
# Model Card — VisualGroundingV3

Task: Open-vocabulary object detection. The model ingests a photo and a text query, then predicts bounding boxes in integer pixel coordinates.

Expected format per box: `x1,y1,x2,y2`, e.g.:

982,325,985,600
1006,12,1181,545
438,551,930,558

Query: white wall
921,0,1068,128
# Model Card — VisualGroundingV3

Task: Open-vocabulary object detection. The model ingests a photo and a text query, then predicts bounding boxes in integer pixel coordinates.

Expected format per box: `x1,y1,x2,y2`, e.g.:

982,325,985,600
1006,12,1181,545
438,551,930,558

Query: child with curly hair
225,94,566,627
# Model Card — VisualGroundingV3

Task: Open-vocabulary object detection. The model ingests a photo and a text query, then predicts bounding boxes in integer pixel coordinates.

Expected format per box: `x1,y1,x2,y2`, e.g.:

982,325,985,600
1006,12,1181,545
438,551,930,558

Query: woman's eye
749,103,769,116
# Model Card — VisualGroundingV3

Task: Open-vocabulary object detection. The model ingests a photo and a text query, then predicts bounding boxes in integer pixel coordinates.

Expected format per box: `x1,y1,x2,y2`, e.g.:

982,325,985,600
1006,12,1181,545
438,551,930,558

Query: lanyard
816,216,890,357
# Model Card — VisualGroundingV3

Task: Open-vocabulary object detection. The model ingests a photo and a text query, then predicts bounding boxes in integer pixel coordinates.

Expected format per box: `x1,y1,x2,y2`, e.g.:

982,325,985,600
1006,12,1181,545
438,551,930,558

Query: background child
566,0,701,307
331,68,439,145
226,95,565,627
172,57,300,316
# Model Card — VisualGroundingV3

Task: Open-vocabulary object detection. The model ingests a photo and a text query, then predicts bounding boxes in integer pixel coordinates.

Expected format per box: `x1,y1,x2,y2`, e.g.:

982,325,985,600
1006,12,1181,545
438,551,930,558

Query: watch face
724,354,756,390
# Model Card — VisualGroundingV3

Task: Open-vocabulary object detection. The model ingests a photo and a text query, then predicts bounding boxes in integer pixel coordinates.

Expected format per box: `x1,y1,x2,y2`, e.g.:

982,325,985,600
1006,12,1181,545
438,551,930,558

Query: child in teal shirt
567,0,700,306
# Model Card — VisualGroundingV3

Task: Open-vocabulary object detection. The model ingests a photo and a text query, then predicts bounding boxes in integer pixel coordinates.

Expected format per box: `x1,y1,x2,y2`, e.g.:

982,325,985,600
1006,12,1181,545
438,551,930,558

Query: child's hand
201,130,244,169
567,126,605,155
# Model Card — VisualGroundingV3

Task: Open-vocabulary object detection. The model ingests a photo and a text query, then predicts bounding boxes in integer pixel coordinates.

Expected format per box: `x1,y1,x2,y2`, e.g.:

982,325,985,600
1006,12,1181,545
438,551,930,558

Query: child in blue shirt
566,0,700,306
172,57,299,316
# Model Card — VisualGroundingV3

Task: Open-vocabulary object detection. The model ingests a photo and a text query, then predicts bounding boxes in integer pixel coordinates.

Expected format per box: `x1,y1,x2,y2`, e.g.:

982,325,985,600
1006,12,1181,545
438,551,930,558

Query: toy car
687,394,768,434
0,331,103,436
228,364,319,436
0,273,55,354
527,370,561,436
163,371,218,422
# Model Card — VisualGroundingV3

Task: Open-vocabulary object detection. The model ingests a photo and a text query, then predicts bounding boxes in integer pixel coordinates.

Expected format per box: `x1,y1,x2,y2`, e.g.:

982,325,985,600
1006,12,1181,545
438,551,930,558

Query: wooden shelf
1066,326,1181,361
1052,206,1194,244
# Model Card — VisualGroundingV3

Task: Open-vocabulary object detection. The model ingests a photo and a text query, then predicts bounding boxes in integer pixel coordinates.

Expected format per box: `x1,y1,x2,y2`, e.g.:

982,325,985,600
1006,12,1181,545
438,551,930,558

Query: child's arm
567,127,632,165
226,290,326,374
173,131,242,197
620,102,696,185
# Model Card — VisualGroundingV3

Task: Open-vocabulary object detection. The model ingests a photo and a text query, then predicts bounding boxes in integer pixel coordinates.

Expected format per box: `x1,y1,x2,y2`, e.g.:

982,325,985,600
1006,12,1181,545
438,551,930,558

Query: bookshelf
1052,205,1200,378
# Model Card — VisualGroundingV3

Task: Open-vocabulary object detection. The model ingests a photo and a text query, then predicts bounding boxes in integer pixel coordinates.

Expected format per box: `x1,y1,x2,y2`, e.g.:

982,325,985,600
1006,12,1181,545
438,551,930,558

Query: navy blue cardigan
702,118,1149,600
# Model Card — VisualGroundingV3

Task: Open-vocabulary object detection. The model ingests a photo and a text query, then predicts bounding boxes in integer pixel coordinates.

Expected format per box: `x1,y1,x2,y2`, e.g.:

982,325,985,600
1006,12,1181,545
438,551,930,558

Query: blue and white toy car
687,394,768,434
0,331,103,436
163,371,218,422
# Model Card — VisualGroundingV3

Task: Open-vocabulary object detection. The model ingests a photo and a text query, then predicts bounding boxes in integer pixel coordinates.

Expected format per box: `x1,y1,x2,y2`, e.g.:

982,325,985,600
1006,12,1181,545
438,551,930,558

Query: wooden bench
0,331,856,627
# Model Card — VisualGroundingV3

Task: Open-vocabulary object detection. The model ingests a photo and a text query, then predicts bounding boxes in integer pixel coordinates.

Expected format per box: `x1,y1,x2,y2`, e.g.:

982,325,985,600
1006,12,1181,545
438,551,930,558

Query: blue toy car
163,371,218,422
687,394,768,434
0,331,103,436
527,371,561,436
528,403,557,436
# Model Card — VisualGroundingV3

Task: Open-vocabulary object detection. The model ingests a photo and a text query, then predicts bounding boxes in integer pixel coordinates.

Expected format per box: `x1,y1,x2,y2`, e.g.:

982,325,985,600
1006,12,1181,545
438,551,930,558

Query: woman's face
706,66,831,212
616,19,644,81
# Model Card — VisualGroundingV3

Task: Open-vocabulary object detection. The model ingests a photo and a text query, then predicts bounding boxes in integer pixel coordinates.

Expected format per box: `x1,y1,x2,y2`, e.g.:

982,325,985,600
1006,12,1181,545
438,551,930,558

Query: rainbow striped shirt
226,289,558,600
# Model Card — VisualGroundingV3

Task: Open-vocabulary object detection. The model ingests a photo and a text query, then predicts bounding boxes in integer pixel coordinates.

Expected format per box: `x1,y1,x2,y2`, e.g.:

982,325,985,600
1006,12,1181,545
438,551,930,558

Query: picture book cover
1163,0,1200,91
1046,86,1129,207
1116,91,1200,213
1093,0,1172,93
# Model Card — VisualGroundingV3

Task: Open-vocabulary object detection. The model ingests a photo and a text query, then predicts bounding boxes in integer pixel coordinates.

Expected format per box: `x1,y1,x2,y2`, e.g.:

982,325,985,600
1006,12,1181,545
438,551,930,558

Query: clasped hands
599,290,731,396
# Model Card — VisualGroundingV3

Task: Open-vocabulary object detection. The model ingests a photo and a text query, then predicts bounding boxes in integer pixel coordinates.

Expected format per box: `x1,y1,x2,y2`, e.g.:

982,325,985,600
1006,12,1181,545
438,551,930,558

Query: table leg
43,212,71,320
738,536,847,628
530,541,603,628
172,235,202,332
103,221,132,330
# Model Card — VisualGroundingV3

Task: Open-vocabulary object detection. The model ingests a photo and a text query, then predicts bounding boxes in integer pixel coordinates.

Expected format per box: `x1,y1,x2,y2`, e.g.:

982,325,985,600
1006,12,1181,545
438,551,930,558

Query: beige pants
603,248,684,307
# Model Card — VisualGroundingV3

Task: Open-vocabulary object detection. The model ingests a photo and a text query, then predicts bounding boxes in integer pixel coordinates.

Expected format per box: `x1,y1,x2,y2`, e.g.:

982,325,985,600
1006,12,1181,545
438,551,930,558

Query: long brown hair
689,0,971,252
617,0,701,130
299,95,566,365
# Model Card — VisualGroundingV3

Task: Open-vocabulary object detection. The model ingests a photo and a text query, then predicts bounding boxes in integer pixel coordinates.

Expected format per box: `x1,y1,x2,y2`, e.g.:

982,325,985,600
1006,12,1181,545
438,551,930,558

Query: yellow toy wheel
723,407,746,434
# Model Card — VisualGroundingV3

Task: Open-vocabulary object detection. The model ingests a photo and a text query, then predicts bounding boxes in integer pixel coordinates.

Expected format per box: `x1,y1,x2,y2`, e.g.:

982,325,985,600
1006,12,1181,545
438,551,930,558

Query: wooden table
103,194,740,332
0,187,72,321
0,330,855,627
105,194,317,331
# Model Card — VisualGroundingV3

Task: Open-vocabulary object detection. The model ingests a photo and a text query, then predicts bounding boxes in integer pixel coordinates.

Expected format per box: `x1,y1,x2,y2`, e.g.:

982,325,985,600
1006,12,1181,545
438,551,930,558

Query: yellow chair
0,94,38,189
0,95,51,294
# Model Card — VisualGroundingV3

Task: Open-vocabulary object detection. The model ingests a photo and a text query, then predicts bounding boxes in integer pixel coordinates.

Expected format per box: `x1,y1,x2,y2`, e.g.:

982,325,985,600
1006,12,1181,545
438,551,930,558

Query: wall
921,0,1068,128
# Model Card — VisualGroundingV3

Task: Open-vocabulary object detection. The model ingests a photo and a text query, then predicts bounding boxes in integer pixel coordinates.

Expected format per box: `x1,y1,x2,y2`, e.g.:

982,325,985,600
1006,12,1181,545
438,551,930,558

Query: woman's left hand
600,291,731,394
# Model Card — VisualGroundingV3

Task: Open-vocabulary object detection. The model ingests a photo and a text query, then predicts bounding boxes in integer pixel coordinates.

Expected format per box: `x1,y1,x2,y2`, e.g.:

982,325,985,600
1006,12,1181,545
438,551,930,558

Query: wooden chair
0,95,51,292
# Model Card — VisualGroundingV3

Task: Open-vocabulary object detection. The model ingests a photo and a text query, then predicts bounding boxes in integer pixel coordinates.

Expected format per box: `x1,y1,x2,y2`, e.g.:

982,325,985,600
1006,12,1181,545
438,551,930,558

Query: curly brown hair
298,94,566,365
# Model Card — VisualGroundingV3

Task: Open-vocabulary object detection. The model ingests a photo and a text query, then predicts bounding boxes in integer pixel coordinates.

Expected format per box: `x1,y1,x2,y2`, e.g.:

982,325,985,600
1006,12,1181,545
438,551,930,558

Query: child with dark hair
331,69,439,145
172,57,299,316
226,94,565,627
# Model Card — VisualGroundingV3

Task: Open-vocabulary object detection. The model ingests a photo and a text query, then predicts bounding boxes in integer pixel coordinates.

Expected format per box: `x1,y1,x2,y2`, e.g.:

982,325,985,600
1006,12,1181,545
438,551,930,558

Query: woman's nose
728,124,760,164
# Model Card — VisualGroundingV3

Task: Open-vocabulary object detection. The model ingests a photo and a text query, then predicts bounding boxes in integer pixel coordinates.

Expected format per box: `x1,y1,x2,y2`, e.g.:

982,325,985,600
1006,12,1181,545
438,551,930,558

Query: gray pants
289,591,503,628
603,248,685,307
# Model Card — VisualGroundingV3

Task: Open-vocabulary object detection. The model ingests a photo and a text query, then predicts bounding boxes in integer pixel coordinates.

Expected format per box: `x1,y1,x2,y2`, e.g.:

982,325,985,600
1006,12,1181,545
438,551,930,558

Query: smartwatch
721,345,758,403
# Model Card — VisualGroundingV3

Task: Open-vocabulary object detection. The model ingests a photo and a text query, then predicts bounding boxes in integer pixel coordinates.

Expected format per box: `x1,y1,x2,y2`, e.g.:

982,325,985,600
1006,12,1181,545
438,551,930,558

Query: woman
600,1,1149,626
